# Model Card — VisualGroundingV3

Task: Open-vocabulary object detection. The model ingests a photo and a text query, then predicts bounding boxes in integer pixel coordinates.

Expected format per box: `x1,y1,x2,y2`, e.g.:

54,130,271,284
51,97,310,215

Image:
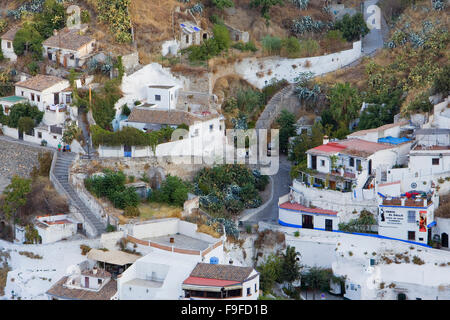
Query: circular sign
411,182,417,189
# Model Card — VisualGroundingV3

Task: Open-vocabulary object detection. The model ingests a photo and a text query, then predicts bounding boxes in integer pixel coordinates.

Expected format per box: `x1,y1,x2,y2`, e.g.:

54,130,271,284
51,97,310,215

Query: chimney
323,135,329,145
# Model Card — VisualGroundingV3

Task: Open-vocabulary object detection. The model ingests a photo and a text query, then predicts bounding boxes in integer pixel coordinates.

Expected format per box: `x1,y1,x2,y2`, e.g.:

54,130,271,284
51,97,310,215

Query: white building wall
378,203,434,245
235,40,362,89
147,87,178,110
15,80,70,112
409,151,450,175
279,207,339,231
1,39,17,61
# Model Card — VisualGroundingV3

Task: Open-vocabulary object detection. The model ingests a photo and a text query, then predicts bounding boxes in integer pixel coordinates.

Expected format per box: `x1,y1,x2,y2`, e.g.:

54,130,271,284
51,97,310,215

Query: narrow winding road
244,0,388,226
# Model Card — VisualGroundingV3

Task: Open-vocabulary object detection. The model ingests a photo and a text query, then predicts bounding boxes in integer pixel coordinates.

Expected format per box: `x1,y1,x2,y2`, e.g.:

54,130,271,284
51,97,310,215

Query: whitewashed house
1,26,19,62
115,218,226,300
377,193,437,245
182,263,260,300
278,193,339,231
0,95,28,115
178,21,209,50
409,145,450,176
146,85,179,110
0,75,77,148
102,107,225,158
43,25,96,68
302,137,412,193
46,260,117,300
347,121,410,143
34,214,79,244
14,74,71,112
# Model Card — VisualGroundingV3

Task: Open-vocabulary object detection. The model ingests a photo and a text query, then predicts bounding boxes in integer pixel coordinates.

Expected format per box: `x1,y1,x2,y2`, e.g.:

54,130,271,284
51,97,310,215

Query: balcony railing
46,104,68,113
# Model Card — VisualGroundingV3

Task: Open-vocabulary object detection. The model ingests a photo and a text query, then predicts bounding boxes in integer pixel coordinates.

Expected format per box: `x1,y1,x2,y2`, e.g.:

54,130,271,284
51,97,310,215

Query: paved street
247,155,291,225
362,0,386,55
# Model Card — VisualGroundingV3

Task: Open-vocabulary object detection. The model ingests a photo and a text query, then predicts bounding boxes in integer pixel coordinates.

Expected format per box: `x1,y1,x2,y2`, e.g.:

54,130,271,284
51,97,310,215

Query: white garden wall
235,41,362,89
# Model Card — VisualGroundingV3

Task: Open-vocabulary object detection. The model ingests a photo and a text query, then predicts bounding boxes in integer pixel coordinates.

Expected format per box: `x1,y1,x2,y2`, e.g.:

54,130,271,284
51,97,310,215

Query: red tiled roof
308,139,394,157
279,201,338,216
183,276,241,287
309,142,347,154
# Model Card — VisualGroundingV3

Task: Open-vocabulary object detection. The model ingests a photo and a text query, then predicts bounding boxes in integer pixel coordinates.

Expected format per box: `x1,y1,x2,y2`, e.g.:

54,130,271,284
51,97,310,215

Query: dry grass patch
18,251,43,260
137,203,182,221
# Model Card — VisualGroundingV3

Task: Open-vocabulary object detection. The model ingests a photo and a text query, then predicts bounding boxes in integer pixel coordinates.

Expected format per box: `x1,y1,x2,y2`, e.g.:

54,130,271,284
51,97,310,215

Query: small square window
155,95,161,101
432,158,439,165
38,132,42,139
98,279,102,285
349,157,354,167
321,160,325,167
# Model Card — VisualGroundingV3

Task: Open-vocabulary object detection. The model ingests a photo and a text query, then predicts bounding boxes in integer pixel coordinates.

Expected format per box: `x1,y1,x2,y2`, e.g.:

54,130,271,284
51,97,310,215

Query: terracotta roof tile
187,263,254,283
348,121,409,137
127,107,217,126
1,26,20,41
15,75,68,92
46,276,117,300
279,201,338,216
43,27,94,52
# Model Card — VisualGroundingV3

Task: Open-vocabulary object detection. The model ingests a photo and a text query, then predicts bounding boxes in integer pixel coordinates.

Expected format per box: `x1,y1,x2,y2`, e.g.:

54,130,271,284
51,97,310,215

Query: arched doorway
442,233,448,248
397,293,407,300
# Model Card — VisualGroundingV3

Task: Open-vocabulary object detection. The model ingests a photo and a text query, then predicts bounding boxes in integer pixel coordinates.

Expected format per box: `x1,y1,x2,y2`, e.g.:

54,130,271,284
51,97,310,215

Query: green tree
212,0,234,10
334,13,370,42
280,246,301,283
328,82,361,132
301,267,334,300
17,117,35,135
13,23,43,58
281,37,301,58
33,0,66,39
250,0,284,21
213,23,231,51
2,176,32,239
257,254,283,294
150,175,190,207
276,110,296,154
7,103,44,129
433,64,450,96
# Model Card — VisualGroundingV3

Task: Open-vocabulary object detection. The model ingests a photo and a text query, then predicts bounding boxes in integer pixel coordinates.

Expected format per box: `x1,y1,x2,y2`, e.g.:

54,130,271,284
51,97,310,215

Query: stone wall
73,156,208,181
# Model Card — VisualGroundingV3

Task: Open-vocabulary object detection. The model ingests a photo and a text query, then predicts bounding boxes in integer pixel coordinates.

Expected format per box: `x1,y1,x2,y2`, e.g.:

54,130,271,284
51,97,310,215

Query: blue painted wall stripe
278,219,431,248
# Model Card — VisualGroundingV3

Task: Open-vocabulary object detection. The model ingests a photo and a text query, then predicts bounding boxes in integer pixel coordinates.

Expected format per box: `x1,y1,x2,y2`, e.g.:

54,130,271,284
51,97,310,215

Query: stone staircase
52,152,105,236
256,84,296,130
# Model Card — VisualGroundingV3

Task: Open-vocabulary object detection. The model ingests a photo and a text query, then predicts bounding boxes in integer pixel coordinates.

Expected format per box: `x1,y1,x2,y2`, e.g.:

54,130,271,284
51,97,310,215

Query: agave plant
292,0,309,10
190,3,204,14
291,16,329,35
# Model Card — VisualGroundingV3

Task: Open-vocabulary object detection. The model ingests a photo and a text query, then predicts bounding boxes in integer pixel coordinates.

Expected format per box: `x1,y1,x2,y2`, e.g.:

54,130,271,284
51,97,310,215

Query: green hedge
91,125,174,149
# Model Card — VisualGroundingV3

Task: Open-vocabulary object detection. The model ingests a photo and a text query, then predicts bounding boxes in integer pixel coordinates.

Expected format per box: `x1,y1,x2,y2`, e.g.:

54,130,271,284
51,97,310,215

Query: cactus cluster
291,16,332,35
291,0,309,10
